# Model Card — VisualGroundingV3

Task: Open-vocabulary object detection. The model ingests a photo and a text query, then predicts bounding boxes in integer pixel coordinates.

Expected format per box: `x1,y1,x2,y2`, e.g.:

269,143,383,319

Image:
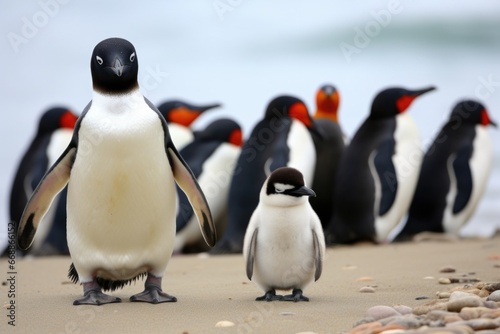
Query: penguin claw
255,290,283,302
282,289,309,302
73,289,122,306
130,285,177,304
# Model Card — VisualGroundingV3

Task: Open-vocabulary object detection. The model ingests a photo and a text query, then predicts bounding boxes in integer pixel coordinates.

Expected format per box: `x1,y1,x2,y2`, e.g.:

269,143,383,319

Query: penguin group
6,37,497,304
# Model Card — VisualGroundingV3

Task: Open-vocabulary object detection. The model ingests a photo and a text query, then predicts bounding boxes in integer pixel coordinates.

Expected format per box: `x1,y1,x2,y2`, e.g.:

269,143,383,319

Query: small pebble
280,312,295,316
449,291,478,302
416,296,429,300
487,290,500,302
484,282,500,292
423,276,435,280
440,266,456,273
447,318,500,330
437,292,451,299
342,265,357,270
356,276,374,282
365,305,400,321
439,278,452,284
391,305,412,315
359,286,376,293
447,296,482,312
413,300,448,315
385,314,422,328
349,321,383,333
482,300,499,309
215,321,235,328
459,306,493,320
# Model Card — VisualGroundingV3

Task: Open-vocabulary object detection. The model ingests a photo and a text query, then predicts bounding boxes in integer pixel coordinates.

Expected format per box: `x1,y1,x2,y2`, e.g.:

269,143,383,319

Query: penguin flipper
167,147,217,247
372,140,398,216
245,228,258,280
451,147,473,214
17,146,76,250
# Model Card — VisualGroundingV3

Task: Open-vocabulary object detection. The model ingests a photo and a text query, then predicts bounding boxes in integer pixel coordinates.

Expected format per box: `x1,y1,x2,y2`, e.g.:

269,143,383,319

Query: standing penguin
396,100,497,240
174,118,243,253
243,167,325,302
9,107,78,255
211,95,319,254
157,100,221,149
310,84,346,228
326,86,435,244
17,38,216,305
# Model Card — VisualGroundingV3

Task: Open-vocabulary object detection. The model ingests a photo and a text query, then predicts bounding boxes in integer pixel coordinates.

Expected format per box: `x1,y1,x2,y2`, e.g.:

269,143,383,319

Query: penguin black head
370,86,436,119
37,107,78,135
157,100,221,126
266,167,316,198
450,100,498,128
90,37,139,94
315,84,340,122
264,95,323,138
264,95,305,120
195,118,243,146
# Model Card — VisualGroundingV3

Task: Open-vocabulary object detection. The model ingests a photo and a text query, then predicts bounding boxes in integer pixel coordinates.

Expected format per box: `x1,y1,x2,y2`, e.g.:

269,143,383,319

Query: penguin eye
96,56,103,65
274,186,285,193
129,52,135,62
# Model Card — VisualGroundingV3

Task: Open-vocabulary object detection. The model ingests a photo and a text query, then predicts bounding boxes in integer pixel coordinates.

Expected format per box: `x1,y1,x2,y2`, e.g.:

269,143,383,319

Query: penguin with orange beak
326,86,436,244
397,100,497,240
157,100,221,149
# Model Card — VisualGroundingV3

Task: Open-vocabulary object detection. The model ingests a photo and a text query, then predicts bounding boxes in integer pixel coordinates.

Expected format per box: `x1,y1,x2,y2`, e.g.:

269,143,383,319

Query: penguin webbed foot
129,274,177,304
282,289,309,302
255,290,284,302
74,286,121,306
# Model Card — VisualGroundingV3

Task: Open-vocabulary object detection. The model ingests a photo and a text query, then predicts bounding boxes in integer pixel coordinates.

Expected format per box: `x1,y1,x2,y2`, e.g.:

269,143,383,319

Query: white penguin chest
67,93,175,253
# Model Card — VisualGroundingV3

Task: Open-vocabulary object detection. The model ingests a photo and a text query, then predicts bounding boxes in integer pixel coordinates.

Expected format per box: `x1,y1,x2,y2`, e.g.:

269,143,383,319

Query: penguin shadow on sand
174,118,243,254
243,167,325,302
8,107,78,256
395,100,497,241
211,95,321,254
325,86,436,245
17,38,216,306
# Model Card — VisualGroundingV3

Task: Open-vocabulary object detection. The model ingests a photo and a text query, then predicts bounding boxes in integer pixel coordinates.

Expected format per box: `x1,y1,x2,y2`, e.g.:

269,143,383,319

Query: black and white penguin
174,118,243,253
9,107,78,255
243,167,325,302
211,95,319,254
157,100,221,149
326,86,435,244
310,84,346,228
396,100,497,240
17,37,216,305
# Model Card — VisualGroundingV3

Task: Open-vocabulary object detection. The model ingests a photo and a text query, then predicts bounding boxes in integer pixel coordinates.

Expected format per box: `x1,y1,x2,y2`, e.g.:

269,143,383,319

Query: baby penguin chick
243,167,325,302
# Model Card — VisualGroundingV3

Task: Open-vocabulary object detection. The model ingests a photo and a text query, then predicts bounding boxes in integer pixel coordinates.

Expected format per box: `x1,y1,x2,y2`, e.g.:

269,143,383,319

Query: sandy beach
1,236,499,334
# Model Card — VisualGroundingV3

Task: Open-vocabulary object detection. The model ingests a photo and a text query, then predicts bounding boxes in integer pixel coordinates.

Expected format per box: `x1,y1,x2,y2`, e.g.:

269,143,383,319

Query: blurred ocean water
1,0,499,251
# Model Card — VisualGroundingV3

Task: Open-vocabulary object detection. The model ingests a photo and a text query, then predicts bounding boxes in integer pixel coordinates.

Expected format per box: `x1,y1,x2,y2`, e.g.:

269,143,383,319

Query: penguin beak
111,57,124,77
411,86,436,97
199,103,222,112
287,186,316,197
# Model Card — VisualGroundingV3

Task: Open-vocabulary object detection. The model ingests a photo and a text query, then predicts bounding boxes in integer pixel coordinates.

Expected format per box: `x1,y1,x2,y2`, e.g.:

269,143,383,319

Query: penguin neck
92,88,145,113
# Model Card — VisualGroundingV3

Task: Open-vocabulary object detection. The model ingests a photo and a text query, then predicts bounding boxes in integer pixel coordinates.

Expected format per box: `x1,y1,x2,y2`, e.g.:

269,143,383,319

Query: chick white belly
253,217,315,291
67,140,175,282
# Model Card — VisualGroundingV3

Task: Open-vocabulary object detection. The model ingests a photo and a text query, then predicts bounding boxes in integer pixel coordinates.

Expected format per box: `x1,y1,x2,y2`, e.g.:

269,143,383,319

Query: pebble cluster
349,281,500,334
